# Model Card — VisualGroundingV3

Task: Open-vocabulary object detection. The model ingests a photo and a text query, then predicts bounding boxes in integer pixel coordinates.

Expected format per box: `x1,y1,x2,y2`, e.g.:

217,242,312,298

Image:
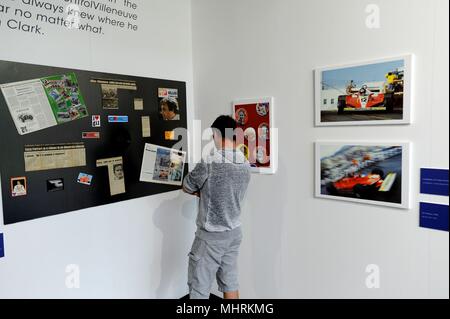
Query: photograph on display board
315,55,412,126
315,142,411,209
10,177,27,197
90,78,137,110
159,88,180,121
233,97,276,175
46,178,64,192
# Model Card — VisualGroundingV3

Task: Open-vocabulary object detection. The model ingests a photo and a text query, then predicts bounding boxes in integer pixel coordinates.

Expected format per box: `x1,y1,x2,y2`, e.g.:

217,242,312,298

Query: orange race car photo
317,56,411,125
326,168,397,199
337,85,395,114
336,69,404,114
318,144,408,207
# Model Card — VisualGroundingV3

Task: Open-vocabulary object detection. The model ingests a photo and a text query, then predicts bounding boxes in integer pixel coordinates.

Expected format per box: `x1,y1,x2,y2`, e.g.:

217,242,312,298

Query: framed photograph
315,55,413,126
232,97,277,175
10,177,27,197
315,141,411,209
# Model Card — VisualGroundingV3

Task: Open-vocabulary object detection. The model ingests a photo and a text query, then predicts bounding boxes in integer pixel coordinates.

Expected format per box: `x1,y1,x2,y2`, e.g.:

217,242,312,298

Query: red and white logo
92,115,101,127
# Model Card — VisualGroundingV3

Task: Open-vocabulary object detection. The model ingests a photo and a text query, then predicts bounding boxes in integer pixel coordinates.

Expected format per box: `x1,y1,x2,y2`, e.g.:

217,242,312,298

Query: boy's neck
218,140,235,151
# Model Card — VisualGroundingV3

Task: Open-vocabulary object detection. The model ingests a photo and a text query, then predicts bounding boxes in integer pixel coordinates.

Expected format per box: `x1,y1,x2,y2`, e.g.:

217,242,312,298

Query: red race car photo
337,85,395,114
326,168,397,199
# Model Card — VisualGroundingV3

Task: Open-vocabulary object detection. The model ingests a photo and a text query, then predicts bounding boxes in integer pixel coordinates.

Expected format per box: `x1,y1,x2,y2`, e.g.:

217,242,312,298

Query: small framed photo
315,141,411,209
315,55,413,126
232,97,277,175
77,173,93,186
11,177,27,197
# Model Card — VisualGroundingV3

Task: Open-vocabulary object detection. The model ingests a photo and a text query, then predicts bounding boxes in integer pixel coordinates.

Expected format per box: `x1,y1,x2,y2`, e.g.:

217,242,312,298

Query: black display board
0,60,188,225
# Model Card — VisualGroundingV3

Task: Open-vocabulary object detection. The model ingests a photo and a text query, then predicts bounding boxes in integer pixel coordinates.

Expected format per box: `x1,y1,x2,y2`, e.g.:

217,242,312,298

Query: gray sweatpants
188,227,243,299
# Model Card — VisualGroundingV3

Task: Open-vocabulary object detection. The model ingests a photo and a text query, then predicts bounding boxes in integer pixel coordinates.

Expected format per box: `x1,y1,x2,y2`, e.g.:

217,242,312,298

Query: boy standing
183,115,251,299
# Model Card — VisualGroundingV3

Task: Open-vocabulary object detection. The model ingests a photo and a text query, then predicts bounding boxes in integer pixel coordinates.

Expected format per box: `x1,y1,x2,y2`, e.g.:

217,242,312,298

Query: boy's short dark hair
211,115,237,140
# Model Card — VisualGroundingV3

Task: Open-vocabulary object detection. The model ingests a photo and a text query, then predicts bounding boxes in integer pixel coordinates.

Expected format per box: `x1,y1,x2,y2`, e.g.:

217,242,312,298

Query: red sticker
82,132,100,139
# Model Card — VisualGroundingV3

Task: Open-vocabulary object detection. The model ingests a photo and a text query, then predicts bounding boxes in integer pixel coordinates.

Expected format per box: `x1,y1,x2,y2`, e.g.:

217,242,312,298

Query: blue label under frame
421,168,449,196
0,233,4,258
420,202,449,232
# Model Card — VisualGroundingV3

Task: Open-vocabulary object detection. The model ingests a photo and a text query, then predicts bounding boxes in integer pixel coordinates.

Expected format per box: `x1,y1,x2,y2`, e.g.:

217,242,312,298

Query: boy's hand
182,185,200,198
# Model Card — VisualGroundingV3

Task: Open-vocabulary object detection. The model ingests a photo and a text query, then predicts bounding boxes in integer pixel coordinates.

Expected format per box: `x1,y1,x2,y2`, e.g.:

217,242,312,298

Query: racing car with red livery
326,168,397,199
337,86,395,114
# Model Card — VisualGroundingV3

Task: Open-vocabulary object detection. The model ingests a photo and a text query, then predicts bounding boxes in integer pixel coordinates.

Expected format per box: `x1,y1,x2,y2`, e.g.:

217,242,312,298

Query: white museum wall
191,0,449,298
0,0,197,298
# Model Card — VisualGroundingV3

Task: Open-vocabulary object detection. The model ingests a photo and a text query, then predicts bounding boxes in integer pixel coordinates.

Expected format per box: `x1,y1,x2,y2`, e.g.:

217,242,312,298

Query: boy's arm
182,161,208,196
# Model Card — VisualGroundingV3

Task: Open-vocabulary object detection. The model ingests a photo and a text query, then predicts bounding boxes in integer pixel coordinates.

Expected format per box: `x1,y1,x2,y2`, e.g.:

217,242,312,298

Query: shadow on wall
152,192,198,298
248,158,287,298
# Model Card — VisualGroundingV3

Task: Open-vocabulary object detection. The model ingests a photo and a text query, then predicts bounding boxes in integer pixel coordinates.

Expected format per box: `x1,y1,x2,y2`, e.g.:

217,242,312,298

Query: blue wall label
420,202,449,232
420,168,449,196
0,233,4,258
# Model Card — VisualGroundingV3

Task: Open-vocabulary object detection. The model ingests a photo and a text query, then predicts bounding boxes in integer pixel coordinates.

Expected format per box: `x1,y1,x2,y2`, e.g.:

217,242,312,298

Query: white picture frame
315,141,411,209
314,54,413,126
232,97,277,175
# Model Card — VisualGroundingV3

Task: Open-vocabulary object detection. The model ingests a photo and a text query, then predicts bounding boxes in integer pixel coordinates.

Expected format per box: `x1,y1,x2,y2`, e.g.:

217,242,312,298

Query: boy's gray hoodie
183,149,251,232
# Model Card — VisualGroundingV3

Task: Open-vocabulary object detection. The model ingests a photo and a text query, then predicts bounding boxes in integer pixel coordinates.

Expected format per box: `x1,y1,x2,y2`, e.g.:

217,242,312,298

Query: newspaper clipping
96,157,126,196
24,143,87,172
140,144,186,186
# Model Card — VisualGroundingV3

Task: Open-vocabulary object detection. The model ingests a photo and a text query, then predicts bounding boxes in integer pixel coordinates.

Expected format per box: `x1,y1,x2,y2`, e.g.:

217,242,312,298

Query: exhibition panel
0,60,189,225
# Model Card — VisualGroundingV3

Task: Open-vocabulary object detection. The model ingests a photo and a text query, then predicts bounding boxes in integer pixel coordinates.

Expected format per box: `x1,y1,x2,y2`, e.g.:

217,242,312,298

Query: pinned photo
101,85,119,110
103,99,119,110
11,177,27,197
159,88,180,121
142,116,151,138
165,131,176,141
134,98,144,111
91,78,137,111
47,178,64,192
77,173,93,186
